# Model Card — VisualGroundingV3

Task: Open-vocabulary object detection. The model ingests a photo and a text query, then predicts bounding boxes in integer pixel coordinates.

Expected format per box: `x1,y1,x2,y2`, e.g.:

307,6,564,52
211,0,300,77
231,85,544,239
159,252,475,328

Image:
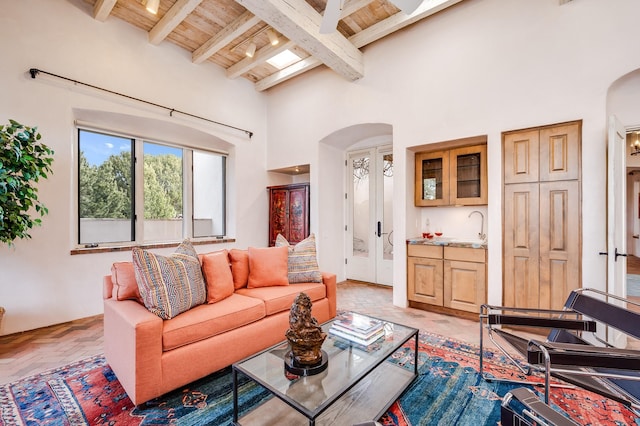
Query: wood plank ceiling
88,0,464,91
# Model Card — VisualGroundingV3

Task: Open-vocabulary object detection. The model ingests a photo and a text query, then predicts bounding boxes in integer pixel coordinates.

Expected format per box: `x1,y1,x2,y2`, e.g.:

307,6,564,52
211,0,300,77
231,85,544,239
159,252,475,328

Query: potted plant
0,119,54,329
0,119,54,245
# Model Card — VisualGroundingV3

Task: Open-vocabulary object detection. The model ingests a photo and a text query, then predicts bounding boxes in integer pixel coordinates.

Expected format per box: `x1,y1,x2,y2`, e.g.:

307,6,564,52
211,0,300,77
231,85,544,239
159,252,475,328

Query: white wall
0,0,269,335
266,0,640,307
4,0,640,336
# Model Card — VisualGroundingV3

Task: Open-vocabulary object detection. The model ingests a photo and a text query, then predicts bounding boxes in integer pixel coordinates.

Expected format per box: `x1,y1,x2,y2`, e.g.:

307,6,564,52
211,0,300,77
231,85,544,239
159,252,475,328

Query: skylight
267,50,302,70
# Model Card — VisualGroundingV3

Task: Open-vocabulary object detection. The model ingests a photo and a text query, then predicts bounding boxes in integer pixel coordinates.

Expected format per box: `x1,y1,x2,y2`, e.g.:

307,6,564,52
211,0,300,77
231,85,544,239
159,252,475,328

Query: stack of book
329,313,385,346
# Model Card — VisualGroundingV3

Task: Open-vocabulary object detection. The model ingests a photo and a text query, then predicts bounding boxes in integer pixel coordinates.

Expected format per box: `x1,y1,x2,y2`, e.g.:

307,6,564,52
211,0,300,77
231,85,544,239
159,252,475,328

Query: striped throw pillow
132,239,206,320
275,233,322,283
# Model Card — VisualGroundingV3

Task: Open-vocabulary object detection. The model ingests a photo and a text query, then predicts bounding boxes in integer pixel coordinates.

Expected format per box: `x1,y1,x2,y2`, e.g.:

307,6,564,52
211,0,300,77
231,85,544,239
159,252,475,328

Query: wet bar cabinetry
407,243,487,318
415,142,487,206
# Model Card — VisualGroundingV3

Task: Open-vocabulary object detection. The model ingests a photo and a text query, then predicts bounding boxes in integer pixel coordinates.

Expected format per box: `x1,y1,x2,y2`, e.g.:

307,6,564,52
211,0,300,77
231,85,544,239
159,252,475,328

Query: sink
410,237,486,248
452,239,485,248
436,237,486,248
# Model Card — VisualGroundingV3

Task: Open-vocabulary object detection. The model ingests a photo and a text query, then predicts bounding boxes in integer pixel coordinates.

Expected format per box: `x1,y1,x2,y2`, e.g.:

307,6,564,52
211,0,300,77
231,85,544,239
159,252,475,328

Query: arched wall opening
315,123,393,284
607,68,640,276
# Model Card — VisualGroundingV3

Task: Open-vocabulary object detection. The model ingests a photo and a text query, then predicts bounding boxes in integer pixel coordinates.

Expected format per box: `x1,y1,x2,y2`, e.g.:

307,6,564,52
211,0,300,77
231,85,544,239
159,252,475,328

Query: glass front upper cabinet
415,150,449,206
450,144,487,205
415,144,487,207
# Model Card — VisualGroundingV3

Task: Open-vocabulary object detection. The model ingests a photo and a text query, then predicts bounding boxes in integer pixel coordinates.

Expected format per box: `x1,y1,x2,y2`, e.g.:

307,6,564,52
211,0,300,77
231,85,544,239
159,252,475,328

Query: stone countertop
407,237,487,249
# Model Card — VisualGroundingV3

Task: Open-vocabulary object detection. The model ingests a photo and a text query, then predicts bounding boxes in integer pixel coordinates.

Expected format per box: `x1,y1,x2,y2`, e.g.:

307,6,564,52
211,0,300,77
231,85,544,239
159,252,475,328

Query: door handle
599,249,628,261
377,221,381,237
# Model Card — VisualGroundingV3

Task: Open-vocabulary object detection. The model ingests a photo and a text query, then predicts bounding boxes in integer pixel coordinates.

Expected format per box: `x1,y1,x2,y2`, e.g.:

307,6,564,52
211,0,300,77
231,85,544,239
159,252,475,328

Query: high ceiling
87,0,463,91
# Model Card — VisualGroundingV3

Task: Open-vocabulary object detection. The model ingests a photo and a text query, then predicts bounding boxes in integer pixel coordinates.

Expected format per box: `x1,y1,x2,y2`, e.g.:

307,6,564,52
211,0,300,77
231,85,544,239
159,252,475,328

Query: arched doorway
318,123,393,285
607,68,640,331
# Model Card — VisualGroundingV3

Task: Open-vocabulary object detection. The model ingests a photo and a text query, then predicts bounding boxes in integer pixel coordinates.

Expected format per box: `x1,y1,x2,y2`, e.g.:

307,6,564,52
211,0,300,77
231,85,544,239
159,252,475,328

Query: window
78,129,226,245
193,151,226,238
143,142,183,242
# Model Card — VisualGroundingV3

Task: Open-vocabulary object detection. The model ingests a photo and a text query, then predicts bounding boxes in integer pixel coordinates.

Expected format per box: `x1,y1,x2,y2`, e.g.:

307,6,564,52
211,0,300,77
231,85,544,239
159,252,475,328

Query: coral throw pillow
229,249,249,290
132,239,206,320
201,249,234,303
247,246,289,288
275,233,322,283
111,261,142,302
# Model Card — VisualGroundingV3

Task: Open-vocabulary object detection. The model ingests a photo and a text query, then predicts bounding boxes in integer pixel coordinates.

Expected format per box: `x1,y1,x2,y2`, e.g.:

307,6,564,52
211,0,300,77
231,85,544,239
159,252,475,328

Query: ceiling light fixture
632,132,640,156
231,26,279,57
245,42,256,58
146,0,159,14
266,29,280,46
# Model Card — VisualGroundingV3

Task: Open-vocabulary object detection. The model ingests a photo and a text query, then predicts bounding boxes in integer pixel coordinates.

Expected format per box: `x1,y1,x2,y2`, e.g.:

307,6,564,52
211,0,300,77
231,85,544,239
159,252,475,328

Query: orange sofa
102,250,337,406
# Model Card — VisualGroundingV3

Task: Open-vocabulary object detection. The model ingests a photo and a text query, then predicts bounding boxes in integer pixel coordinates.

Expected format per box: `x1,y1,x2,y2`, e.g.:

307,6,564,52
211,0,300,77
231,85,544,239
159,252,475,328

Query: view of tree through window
78,129,217,245
143,142,183,242
79,131,133,244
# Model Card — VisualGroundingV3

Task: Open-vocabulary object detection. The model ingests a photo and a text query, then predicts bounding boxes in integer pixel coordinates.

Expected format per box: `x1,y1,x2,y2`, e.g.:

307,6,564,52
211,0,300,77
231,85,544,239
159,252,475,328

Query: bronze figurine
285,292,327,366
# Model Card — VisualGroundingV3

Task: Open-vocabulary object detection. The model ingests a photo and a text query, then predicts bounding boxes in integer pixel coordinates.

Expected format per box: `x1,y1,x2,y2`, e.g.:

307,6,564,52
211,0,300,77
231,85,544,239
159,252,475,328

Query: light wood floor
0,281,485,385
628,255,640,275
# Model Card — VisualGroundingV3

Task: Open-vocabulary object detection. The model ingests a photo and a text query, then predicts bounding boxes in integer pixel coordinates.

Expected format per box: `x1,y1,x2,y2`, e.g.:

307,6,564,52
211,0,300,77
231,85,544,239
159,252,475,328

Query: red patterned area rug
0,332,638,425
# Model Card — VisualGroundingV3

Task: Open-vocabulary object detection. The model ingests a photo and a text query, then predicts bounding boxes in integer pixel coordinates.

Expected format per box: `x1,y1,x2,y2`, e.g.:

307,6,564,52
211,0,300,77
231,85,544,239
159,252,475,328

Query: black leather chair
480,288,640,409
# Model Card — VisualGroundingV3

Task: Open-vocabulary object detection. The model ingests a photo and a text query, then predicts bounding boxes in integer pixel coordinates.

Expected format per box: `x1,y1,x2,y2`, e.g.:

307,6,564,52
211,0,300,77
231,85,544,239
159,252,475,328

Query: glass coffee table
232,312,418,426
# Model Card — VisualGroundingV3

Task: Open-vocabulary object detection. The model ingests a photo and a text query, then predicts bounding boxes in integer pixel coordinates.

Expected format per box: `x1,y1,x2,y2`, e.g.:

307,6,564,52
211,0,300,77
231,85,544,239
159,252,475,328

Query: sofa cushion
201,249,234,303
247,246,289,288
229,249,249,290
275,233,322,283
236,283,326,316
132,239,207,320
162,293,266,351
111,261,142,302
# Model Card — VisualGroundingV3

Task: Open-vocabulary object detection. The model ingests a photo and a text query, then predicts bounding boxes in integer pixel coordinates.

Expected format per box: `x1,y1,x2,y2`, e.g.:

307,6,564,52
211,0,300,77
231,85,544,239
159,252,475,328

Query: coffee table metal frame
232,313,419,426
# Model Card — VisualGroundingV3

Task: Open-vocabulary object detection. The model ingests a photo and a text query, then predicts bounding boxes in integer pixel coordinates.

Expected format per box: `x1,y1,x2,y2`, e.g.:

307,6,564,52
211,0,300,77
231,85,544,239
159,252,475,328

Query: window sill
70,238,236,255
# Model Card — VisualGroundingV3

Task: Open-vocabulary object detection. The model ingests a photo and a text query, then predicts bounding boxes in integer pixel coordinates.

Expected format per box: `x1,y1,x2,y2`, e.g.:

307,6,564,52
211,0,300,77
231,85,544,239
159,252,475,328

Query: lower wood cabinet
408,244,486,315
407,245,444,305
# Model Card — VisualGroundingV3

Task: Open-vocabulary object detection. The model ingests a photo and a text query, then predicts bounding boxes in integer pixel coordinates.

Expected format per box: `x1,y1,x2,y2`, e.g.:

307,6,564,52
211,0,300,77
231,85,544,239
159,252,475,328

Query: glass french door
607,115,628,347
346,146,393,286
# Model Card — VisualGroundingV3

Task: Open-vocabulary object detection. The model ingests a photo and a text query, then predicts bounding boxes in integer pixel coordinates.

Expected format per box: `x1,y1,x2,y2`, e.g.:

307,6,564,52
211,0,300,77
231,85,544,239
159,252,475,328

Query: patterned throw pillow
275,233,323,283
132,239,206,320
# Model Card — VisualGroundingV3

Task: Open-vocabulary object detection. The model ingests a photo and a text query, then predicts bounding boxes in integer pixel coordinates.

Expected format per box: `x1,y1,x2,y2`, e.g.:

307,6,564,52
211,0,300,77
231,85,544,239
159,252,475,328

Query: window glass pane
422,158,443,200
382,153,393,261
456,152,481,198
78,130,133,244
143,142,183,242
193,151,226,237
352,155,369,257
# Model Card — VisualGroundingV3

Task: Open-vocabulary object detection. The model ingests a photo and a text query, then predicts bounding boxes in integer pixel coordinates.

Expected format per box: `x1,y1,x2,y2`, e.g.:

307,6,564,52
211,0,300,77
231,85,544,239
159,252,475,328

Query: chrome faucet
468,211,486,241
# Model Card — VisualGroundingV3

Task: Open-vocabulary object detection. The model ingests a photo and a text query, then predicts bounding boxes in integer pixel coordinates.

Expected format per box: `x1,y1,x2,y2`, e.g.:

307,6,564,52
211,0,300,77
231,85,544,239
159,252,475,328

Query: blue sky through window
80,130,182,166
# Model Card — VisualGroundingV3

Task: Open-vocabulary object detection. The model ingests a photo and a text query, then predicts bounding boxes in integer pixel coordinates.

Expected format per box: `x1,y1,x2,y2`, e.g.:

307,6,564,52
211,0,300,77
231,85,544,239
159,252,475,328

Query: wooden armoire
502,121,582,310
267,183,310,247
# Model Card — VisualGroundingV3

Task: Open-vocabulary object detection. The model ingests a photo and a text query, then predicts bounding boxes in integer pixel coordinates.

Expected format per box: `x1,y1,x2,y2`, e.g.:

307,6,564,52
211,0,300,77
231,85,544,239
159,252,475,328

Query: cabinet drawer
408,244,443,259
444,246,485,263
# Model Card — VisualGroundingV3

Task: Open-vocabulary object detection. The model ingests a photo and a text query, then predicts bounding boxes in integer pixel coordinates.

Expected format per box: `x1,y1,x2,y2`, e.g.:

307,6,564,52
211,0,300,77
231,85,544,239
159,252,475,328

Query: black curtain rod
28,68,253,139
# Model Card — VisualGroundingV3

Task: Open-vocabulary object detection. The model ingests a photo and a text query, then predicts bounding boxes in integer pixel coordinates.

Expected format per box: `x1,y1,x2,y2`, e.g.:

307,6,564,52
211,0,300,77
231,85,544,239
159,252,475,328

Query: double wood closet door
502,121,581,310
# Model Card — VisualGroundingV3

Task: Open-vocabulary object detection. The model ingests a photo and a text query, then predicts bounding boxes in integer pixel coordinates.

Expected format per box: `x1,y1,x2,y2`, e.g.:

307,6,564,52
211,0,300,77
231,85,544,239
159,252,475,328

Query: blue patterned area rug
1,332,638,425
